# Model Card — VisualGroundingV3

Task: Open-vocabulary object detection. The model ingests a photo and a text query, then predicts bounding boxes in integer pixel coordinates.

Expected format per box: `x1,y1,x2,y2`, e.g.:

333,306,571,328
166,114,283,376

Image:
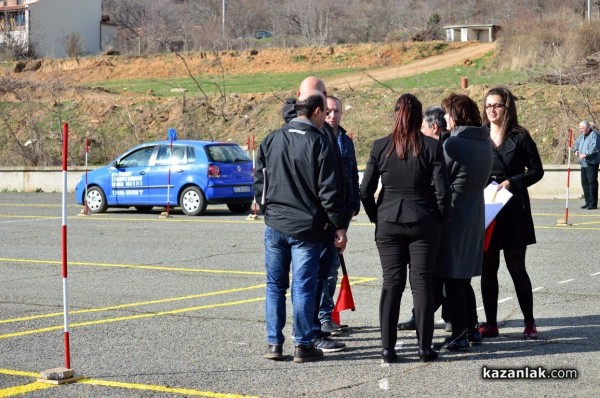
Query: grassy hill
0,41,596,167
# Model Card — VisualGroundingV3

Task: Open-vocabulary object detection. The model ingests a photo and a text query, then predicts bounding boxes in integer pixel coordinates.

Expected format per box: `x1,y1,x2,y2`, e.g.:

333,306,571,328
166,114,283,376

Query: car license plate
233,186,251,193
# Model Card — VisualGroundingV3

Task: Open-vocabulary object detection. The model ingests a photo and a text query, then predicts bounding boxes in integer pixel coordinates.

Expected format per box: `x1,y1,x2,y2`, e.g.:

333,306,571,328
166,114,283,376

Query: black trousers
581,163,599,208
439,277,478,338
481,247,534,325
376,218,441,351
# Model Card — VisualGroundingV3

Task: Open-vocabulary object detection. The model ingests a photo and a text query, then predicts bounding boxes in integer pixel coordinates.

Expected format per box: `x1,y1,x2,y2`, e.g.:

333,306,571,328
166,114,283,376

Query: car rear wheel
180,186,207,216
134,206,154,213
86,186,108,214
227,202,252,214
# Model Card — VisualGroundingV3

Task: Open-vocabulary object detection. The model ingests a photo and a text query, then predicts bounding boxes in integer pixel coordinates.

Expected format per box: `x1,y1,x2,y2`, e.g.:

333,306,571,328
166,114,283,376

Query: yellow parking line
0,284,267,325
0,369,257,397
537,225,600,230
0,277,376,340
0,297,266,340
79,379,259,397
0,382,55,397
0,257,265,276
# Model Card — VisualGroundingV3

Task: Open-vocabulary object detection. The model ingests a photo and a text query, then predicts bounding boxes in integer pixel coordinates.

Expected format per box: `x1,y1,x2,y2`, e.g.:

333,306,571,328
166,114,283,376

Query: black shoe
312,336,345,352
293,344,324,363
382,348,397,363
321,320,344,336
434,331,470,351
397,315,416,330
581,205,589,209
418,348,439,362
587,206,597,210
265,344,283,360
468,329,482,345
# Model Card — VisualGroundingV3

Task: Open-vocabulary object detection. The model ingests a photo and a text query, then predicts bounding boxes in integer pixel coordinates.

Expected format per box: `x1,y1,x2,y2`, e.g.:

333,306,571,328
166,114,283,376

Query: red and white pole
61,122,72,369
558,128,573,226
252,133,258,218
166,136,173,217
83,137,89,215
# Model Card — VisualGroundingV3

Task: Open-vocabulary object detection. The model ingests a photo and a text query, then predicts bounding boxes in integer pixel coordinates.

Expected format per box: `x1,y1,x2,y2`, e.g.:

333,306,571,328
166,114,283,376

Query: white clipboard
484,181,513,229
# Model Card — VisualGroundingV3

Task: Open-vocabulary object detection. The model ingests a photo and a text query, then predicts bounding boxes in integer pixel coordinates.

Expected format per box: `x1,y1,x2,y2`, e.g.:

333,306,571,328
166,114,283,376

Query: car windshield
205,145,251,163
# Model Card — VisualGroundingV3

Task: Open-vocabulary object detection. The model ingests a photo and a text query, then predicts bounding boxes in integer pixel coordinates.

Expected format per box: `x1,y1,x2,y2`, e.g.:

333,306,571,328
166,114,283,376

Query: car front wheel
86,186,108,214
180,186,207,216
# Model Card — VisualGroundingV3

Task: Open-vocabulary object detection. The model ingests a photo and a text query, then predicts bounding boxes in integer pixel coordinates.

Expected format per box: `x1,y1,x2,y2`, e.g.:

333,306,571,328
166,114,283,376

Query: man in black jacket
282,77,353,352
255,90,348,363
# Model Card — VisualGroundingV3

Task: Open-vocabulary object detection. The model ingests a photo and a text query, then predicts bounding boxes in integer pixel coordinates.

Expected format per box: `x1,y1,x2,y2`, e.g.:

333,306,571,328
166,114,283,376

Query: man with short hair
293,77,354,352
318,95,360,335
421,106,449,142
574,120,599,210
255,90,349,363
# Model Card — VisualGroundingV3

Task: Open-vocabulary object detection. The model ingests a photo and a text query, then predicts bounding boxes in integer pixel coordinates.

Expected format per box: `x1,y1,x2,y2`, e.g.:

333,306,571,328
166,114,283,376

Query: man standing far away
254,90,349,363
318,95,360,335
574,120,599,210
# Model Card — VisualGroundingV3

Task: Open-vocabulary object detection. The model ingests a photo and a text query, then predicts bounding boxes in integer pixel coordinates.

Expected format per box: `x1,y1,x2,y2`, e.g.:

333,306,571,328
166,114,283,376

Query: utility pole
222,0,225,37
588,0,592,25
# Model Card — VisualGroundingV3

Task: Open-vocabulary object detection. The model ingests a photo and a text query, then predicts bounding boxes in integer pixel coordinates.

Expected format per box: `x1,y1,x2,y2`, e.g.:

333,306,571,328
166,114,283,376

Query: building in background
444,24,500,42
0,0,102,58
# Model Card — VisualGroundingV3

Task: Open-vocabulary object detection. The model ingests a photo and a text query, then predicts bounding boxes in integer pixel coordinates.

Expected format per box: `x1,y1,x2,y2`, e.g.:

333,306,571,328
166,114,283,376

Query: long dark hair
388,93,423,159
441,94,481,128
482,86,528,140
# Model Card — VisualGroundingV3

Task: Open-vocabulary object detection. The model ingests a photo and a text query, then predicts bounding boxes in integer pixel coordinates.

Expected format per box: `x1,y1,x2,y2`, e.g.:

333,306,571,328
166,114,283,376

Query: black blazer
360,134,451,224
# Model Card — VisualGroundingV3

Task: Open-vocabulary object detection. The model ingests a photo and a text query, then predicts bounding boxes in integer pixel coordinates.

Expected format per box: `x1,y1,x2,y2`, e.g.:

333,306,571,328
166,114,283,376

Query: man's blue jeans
317,242,341,323
264,226,321,347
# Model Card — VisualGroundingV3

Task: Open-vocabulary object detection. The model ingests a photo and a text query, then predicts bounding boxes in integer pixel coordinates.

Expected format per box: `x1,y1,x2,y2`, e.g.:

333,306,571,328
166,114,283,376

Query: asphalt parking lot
1,193,599,397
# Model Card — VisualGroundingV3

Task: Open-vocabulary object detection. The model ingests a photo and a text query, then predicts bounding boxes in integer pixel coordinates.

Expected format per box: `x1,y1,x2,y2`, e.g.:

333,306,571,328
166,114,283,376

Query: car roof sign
167,128,177,141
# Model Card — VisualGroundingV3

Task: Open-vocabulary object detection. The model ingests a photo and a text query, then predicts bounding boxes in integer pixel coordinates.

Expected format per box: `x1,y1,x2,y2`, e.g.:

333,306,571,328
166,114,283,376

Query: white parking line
497,297,513,303
532,287,544,292
557,279,575,284
591,272,600,276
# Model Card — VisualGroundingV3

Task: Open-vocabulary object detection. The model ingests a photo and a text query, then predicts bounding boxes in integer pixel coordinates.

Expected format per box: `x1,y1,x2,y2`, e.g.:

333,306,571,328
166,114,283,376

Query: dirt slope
326,42,495,89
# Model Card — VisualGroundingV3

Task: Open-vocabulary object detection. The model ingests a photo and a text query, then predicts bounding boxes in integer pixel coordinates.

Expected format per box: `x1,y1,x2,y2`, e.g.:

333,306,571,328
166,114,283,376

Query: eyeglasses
485,103,505,110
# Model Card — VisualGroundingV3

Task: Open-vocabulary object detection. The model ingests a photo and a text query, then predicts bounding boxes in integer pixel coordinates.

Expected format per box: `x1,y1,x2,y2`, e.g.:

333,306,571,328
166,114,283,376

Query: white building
0,0,102,58
444,24,500,43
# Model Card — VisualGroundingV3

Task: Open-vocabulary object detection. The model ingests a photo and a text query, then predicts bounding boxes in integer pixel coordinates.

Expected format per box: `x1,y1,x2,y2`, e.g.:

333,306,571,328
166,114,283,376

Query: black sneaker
264,344,283,360
321,320,344,336
294,344,324,363
468,329,482,345
312,336,346,352
397,315,416,330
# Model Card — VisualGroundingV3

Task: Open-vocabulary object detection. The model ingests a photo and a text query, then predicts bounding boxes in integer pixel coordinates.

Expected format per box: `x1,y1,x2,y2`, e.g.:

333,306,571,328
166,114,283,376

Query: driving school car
75,140,254,216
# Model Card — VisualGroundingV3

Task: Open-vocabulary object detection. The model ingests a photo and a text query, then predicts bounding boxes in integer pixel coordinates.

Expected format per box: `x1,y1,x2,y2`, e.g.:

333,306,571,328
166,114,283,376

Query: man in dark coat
255,90,348,363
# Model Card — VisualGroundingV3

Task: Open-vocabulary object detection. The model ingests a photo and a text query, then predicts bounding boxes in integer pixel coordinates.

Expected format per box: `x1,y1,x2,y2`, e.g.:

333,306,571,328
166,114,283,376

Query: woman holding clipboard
479,86,544,340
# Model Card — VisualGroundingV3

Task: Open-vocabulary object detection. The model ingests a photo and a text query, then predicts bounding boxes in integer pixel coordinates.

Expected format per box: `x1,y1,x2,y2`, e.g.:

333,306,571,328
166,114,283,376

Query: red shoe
523,322,538,340
478,322,499,338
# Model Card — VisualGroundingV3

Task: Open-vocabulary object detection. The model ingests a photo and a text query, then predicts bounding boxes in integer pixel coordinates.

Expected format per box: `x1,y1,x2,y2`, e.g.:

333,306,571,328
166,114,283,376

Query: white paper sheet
484,182,513,229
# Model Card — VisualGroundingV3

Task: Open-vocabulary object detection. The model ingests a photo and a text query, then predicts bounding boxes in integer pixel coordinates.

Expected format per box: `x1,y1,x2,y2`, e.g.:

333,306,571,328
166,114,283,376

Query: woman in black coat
360,94,451,363
434,94,494,350
478,86,544,340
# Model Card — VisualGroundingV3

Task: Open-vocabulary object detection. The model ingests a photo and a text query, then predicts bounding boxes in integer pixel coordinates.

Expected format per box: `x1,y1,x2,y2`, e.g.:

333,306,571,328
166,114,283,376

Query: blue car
75,140,254,216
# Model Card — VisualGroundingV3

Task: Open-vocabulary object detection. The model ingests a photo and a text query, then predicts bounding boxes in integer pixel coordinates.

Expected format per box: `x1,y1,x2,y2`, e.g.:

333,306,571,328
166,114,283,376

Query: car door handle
175,169,184,173
139,171,146,175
